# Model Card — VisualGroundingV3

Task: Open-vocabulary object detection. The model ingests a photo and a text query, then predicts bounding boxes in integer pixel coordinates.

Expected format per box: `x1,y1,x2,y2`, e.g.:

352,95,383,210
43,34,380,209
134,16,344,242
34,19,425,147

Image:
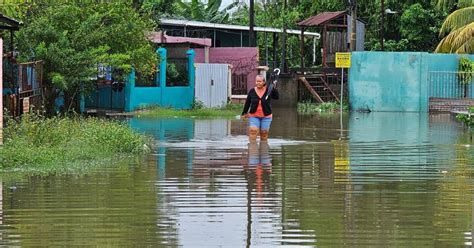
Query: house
158,18,321,94
1,13,43,117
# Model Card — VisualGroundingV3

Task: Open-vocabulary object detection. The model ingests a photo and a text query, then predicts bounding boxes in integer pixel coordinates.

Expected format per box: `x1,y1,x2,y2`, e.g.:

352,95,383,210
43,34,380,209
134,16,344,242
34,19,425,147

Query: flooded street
0,109,473,247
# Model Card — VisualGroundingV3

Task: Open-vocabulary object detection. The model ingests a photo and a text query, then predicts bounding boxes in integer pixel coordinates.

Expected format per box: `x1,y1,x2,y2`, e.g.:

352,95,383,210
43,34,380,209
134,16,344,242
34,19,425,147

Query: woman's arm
241,93,251,115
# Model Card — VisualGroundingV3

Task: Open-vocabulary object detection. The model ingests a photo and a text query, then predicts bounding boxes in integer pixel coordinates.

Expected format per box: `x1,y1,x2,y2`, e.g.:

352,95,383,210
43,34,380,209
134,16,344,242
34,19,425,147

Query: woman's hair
256,74,265,82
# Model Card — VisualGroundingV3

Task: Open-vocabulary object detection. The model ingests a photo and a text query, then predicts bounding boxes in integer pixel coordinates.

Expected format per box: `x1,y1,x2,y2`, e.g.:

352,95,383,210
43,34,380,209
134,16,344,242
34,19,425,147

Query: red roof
298,11,346,27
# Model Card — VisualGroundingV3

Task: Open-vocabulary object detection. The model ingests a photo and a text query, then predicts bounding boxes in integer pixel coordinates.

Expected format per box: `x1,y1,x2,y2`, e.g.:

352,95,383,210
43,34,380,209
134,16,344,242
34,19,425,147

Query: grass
0,114,151,174
136,102,243,118
297,101,349,114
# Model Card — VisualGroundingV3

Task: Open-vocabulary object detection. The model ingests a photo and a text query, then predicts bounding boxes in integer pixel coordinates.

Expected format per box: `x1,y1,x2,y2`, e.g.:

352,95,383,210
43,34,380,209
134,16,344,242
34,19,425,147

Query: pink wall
195,48,259,93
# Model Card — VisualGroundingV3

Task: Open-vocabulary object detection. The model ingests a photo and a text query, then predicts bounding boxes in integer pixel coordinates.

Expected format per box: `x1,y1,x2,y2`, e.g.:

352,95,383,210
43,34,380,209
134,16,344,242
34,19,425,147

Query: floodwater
0,109,473,247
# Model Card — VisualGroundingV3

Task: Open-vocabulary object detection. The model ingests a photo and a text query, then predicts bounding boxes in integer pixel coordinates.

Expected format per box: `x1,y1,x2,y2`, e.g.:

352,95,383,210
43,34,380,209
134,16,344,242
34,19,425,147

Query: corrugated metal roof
0,12,22,30
160,18,320,39
298,11,346,27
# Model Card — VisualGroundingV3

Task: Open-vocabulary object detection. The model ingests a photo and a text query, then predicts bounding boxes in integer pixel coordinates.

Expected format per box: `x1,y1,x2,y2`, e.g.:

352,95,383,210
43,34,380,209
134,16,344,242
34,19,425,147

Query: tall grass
137,102,243,118
0,114,151,174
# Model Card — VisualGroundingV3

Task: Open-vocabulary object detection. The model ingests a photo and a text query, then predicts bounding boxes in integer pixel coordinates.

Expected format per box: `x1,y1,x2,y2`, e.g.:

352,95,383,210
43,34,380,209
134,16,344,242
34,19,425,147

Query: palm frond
435,36,452,53
207,0,222,13
439,6,474,36
436,24,474,53
452,22,474,49
455,37,474,53
190,0,204,20
436,0,457,11
458,0,474,8
176,1,190,13
436,26,463,52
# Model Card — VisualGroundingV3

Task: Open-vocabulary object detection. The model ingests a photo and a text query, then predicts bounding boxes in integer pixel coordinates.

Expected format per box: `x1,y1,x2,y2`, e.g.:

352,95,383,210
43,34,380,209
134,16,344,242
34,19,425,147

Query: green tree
399,3,445,50
357,0,446,51
134,0,181,24
435,6,474,53
175,0,239,23
14,2,157,112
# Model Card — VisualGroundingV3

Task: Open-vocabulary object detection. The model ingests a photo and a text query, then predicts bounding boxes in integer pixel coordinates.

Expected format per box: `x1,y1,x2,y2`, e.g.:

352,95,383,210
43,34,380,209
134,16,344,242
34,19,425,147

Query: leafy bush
166,62,188,86
456,106,474,128
297,101,348,114
458,57,473,84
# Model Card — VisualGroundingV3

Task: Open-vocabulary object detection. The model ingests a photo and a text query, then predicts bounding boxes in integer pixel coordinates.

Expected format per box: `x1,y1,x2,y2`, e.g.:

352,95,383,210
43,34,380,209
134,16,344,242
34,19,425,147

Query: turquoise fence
84,48,195,112
428,71,474,98
349,52,474,112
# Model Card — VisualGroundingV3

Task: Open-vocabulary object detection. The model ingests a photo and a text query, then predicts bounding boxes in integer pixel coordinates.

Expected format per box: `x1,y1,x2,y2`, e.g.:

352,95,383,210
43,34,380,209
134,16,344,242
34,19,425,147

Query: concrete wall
348,52,474,112
272,77,298,108
125,70,194,111
349,52,429,112
429,98,474,112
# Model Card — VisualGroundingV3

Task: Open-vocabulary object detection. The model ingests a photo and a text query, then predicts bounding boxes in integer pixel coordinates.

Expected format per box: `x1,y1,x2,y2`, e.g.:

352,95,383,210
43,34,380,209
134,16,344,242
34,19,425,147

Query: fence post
124,69,135,112
157,48,167,88
0,38,3,145
79,83,85,114
186,49,195,90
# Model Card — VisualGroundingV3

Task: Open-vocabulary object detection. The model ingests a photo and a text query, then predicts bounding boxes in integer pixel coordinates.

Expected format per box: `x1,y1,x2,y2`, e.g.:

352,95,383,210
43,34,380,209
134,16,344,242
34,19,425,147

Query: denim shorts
248,116,272,130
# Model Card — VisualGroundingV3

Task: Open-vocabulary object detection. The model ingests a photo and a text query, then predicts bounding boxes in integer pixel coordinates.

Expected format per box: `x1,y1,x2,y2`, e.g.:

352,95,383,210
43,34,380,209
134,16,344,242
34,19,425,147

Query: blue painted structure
84,48,195,112
85,85,125,110
427,54,474,99
349,52,474,112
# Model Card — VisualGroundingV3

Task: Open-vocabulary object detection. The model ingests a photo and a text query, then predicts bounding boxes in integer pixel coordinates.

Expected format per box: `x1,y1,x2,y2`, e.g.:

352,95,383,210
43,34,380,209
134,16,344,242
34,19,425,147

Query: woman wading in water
241,74,279,142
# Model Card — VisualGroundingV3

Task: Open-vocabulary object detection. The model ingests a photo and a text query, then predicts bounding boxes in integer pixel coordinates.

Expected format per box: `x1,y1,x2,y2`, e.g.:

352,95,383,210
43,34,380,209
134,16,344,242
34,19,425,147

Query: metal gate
428,71,474,99
195,63,231,108
85,83,125,111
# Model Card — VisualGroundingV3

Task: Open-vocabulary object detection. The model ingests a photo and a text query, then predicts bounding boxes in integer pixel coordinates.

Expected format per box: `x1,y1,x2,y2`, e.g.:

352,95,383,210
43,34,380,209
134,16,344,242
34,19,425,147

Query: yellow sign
335,52,351,68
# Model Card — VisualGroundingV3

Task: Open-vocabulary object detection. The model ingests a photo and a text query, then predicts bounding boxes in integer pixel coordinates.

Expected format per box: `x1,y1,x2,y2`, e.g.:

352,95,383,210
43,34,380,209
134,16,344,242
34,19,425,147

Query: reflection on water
0,111,472,247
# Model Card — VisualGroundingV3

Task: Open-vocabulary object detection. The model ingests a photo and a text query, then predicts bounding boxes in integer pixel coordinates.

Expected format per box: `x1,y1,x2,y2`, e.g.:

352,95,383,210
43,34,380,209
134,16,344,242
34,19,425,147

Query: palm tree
434,0,473,11
435,6,474,53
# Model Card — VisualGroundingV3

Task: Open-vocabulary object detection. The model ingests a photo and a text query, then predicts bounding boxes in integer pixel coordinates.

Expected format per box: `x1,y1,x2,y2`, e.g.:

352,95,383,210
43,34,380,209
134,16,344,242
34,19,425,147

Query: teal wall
426,53,474,71
125,48,195,111
124,70,195,111
349,52,428,112
124,70,162,111
349,52,474,112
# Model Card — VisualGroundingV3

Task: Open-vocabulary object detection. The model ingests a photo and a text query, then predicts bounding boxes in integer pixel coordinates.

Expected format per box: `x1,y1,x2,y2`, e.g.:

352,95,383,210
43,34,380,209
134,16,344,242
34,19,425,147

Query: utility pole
350,0,357,51
249,0,256,47
280,0,287,72
380,0,385,51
